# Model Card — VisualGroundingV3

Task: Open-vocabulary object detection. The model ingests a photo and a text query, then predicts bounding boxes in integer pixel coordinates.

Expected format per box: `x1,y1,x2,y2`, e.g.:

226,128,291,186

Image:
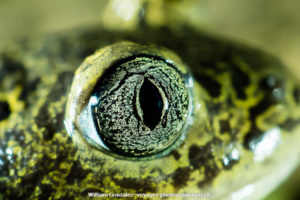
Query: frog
1,1,300,200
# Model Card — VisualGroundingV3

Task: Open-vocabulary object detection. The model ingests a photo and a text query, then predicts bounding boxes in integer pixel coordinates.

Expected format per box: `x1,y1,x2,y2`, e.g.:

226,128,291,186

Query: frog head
1,1,300,199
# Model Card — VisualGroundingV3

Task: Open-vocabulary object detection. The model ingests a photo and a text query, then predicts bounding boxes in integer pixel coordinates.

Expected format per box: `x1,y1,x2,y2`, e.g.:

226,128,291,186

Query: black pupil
139,78,164,129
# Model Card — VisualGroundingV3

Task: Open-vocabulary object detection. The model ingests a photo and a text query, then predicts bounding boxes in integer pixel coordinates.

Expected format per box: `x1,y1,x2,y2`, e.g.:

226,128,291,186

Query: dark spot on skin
188,145,212,169
226,97,234,107
280,118,300,132
188,138,222,187
19,77,41,105
171,150,181,160
220,120,231,134
194,74,221,98
0,100,10,121
66,161,92,185
35,104,64,141
172,167,191,189
38,184,55,200
231,67,250,100
112,176,156,193
206,102,222,115
293,87,300,104
0,54,26,86
249,97,275,122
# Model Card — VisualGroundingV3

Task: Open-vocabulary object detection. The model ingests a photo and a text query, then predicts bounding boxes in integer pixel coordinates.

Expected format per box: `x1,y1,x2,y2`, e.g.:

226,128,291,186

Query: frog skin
1,23,300,200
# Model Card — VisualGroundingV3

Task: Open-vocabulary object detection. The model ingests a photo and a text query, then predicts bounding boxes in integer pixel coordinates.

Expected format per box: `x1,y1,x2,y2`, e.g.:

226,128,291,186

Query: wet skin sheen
1,25,300,200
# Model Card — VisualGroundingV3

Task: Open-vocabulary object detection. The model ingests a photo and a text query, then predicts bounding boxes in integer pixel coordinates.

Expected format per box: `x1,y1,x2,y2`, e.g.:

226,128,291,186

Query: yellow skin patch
1,24,300,200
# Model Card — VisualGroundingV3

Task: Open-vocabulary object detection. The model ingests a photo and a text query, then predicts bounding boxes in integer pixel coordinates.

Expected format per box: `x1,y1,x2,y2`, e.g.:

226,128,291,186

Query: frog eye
65,42,193,159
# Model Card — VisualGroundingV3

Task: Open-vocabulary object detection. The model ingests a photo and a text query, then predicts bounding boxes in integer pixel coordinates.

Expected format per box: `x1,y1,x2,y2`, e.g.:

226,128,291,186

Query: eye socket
65,42,193,159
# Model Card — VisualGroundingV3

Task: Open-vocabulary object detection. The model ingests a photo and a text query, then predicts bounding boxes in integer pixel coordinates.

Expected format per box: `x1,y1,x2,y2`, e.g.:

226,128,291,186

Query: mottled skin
1,25,300,200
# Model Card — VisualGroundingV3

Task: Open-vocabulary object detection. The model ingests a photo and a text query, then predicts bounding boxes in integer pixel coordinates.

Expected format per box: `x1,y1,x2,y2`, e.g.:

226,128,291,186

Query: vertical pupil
139,78,164,129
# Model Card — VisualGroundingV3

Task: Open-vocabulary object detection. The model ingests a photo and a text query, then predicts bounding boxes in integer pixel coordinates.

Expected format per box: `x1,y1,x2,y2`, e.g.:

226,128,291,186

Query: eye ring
65,42,194,160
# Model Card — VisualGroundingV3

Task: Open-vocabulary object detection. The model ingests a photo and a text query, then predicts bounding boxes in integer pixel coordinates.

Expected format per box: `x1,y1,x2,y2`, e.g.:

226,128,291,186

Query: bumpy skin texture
0,26,300,200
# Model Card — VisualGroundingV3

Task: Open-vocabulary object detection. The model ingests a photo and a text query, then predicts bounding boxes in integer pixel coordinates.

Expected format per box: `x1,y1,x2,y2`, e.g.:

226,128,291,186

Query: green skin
1,25,300,200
